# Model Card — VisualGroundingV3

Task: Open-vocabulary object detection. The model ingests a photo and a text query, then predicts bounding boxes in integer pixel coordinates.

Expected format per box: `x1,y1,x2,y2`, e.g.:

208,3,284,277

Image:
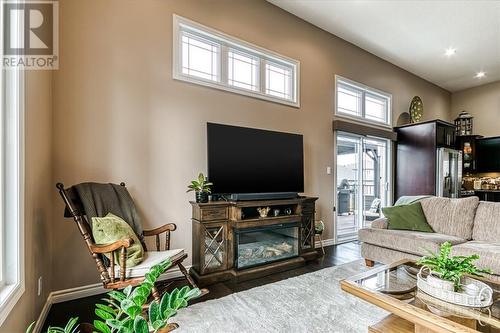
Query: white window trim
0,14,26,326
173,14,300,108
335,75,392,128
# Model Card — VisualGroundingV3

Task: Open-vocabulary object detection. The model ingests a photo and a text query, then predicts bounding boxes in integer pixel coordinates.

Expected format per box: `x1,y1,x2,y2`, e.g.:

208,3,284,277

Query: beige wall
451,81,500,137
0,72,53,332
51,0,450,290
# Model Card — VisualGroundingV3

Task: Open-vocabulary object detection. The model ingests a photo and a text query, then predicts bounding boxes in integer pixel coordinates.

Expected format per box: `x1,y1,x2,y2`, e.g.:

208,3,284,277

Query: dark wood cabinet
474,191,500,202
190,197,318,286
436,123,456,148
395,120,457,200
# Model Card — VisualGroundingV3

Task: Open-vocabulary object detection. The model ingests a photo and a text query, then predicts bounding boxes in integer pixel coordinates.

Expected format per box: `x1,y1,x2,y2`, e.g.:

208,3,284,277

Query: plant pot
426,272,455,291
78,323,95,333
196,191,209,203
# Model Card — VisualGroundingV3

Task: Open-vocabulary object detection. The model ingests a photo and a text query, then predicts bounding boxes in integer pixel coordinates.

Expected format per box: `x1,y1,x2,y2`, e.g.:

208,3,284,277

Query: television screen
476,137,500,172
207,123,304,194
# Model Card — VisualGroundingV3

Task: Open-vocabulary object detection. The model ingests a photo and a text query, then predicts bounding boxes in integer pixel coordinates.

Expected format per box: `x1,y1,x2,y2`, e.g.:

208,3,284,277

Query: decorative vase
196,191,209,203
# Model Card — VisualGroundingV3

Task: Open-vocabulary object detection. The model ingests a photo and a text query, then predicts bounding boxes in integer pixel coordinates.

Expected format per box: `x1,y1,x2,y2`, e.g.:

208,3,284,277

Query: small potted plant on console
187,172,213,203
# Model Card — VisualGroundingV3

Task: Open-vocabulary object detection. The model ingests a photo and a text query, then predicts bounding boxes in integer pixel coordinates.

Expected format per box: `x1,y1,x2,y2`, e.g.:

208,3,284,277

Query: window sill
173,72,300,108
0,282,25,326
333,113,393,130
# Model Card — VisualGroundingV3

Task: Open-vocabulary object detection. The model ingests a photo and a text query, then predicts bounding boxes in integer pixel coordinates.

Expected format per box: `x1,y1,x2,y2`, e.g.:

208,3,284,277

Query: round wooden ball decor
409,96,423,123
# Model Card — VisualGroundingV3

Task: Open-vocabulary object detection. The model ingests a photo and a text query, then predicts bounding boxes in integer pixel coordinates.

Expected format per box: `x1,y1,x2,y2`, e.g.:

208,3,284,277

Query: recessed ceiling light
445,48,456,56
475,71,486,78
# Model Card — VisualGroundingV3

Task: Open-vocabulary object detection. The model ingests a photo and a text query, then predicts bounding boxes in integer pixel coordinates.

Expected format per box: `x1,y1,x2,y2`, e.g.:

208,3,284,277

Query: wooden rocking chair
56,182,202,301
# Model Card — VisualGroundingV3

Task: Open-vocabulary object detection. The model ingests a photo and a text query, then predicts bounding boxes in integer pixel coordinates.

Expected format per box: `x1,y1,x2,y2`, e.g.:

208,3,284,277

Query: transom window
173,15,300,107
335,76,391,126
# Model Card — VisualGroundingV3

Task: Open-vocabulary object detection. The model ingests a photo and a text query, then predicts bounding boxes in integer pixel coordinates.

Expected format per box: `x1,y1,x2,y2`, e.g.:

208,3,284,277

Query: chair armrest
143,223,177,236
89,238,134,254
370,217,388,229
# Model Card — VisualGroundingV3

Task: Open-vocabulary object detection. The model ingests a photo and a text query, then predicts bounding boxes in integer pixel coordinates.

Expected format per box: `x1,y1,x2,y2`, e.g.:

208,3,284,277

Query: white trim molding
315,238,335,248
0,48,26,327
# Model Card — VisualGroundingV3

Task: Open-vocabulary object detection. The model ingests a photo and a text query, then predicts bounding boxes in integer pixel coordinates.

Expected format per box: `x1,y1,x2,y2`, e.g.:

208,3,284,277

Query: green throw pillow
382,202,434,232
92,213,144,268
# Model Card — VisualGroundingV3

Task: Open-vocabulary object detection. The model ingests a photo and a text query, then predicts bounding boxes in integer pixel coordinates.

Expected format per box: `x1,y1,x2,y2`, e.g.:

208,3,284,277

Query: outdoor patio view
336,133,390,242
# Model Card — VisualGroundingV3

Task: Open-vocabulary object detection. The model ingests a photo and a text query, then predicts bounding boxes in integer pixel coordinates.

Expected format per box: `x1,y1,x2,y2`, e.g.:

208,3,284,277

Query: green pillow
92,213,144,268
382,202,434,232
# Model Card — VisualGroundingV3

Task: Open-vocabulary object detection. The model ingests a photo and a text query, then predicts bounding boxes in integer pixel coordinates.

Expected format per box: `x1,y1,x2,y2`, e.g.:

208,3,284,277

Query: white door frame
333,131,392,244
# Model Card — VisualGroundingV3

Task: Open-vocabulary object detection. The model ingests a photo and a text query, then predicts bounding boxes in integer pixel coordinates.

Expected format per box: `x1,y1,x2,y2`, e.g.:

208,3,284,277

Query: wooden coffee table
340,259,500,333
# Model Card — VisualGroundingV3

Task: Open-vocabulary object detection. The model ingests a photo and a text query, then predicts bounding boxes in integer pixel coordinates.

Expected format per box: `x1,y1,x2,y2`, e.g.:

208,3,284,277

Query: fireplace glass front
235,223,299,269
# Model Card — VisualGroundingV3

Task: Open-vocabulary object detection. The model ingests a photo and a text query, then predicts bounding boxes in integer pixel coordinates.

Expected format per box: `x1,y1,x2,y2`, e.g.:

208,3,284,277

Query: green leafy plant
93,259,201,333
26,317,79,333
417,241,491,291
186,173,212,194
28,259,201,333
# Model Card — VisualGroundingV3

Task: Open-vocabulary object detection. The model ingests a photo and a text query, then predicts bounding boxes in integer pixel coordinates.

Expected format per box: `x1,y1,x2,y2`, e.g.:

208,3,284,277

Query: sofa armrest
370,217,388,229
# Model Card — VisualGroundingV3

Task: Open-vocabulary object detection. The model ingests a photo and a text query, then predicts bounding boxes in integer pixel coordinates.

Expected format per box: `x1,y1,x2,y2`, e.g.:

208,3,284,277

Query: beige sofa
359,196,500,281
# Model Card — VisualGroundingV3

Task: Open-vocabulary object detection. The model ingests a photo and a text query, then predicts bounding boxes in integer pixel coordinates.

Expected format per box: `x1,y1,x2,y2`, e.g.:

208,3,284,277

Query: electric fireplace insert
234,222,299,270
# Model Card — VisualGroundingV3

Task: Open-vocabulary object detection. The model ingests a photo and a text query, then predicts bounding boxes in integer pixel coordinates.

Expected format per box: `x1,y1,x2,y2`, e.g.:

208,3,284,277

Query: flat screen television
476,137,500,172
207,123,304,199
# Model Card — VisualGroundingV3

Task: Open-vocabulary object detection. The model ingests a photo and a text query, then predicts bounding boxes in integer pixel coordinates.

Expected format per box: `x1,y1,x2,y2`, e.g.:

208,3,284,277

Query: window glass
265,62,292,100
365,93,388,123
228,49,259,91
181,33,219,82
338,84,362,117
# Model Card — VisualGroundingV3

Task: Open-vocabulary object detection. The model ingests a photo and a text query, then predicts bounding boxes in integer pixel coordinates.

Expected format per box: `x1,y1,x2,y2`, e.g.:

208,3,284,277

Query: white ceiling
268,0,500,92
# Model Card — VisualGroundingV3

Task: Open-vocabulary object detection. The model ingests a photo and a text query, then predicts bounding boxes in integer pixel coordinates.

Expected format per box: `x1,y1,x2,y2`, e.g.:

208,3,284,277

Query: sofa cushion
359,227,466,256
472,202,500,242
420,196,479,240
108,249,184,278
92,213,144,268
451,241,500,276
383,202,433,232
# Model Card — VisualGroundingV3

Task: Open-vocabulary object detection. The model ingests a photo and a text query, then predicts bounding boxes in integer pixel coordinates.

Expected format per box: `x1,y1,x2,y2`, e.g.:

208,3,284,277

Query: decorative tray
417,266,493,308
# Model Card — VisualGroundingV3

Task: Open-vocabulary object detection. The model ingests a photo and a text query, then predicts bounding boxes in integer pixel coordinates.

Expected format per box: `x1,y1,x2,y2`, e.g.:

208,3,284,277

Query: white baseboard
315,238,335,248
33,265,190,333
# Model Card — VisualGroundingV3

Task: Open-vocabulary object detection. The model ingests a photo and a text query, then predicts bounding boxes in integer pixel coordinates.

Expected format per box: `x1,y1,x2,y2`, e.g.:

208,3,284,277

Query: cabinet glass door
202,223,227,273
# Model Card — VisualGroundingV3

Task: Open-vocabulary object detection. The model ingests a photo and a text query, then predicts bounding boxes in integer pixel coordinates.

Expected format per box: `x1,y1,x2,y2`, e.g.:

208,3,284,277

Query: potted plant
28,259,201,333
186,173,212,203
417,241,491,292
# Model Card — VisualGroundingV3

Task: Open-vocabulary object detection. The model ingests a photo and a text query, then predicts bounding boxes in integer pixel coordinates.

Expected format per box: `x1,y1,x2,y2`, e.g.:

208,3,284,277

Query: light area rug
175,260,388,332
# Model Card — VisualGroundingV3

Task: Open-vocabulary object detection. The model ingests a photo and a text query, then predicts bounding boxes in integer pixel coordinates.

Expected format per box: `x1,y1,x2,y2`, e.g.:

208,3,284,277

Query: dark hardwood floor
42,241,361,329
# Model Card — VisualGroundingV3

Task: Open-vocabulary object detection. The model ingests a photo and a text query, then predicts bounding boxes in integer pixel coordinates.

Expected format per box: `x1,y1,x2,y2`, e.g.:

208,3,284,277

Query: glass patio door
335,132,391,243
